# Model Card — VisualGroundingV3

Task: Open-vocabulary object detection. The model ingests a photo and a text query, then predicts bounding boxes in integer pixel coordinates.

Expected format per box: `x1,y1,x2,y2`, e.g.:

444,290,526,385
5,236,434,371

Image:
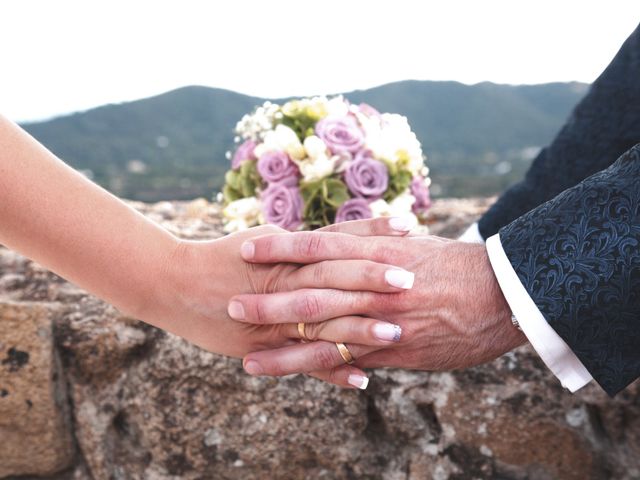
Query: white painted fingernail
373,323,402,342
348,374,369,390
385,269,415,289
389,215,417,232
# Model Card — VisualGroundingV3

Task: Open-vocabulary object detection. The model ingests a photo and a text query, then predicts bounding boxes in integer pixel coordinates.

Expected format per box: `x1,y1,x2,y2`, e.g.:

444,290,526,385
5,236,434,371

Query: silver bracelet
511,314,522,331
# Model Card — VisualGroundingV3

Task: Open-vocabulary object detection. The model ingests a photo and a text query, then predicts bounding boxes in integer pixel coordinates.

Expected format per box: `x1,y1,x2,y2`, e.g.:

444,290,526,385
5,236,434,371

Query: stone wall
0,198,638,480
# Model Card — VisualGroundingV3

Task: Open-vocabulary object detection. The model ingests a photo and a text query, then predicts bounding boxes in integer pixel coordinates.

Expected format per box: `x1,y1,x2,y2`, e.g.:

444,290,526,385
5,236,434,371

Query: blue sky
2,0,639,121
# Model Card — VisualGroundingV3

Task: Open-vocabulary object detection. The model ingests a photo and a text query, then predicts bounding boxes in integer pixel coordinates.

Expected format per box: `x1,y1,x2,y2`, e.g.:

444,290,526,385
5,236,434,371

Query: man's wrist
449,241,527,363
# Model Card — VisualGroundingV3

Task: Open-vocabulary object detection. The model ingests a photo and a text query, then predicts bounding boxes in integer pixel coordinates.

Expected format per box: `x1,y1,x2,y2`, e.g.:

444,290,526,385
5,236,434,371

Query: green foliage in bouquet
222,160,261,202
300,178,349,228
383,156,413,203
280,101,326,141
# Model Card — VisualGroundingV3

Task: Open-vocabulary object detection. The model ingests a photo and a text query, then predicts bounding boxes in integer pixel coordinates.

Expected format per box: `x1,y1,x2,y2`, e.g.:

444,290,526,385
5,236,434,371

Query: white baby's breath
235,103,281,141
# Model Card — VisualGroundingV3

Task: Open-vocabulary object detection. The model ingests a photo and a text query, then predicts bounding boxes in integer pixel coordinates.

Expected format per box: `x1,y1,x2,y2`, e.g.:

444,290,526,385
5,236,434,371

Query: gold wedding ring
335,342,355,364
297,322,309,342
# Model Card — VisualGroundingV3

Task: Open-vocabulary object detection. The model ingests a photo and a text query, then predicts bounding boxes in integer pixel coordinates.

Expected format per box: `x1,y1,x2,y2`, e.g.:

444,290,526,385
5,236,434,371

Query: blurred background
2,1,639,202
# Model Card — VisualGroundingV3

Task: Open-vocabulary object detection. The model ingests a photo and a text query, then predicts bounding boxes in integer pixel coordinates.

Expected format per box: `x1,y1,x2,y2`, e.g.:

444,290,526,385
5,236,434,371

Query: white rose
303,135,328,159
390,190,417,214
368,191,417,222
369,198,392,218
254,125,305,160
325,96,349,117
297,153,337,182
223,197,262,233
365,114,425,175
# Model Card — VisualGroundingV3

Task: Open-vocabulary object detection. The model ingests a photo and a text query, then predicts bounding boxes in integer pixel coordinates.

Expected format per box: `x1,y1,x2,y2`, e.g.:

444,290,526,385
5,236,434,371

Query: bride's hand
142,219,415,388
229,222,527,381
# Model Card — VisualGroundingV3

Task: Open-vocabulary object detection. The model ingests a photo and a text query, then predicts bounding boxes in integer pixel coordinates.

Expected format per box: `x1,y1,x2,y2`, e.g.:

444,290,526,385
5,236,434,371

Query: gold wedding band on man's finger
298,323,355,365
297,322,309,342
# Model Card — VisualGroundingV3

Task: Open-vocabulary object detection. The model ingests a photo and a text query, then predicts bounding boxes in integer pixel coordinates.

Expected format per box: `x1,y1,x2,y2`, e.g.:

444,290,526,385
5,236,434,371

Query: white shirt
460,223,592,392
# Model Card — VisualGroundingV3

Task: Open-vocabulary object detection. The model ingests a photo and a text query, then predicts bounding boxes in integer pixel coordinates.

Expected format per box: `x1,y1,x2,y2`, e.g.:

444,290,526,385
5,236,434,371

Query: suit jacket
478,23,640,395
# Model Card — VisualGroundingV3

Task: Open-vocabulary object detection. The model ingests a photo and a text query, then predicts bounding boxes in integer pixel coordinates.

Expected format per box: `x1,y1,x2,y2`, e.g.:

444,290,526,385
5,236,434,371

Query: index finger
240,231,389,264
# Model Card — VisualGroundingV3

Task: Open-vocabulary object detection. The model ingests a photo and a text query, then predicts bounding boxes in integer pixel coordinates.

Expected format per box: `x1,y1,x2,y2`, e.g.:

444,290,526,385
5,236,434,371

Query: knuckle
344,291,372,315
312,345,338,370
304,322,322,341
327,367,340,385
296,292,321,321
369,218,385,235
348,318,365,340
253,300,268,324
298,234,324,258
312,261,328,286
363,261,381,285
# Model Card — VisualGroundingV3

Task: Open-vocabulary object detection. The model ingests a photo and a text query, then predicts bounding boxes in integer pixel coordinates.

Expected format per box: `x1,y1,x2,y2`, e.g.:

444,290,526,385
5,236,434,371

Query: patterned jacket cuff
486,234,593,392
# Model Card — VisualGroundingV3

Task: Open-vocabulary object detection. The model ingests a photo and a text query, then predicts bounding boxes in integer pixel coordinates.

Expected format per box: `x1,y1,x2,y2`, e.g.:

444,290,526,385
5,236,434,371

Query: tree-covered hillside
22,81,588,201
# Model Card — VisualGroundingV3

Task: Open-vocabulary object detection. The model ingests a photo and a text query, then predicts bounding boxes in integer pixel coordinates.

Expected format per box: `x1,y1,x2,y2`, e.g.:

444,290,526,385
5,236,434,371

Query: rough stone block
0,301,74,477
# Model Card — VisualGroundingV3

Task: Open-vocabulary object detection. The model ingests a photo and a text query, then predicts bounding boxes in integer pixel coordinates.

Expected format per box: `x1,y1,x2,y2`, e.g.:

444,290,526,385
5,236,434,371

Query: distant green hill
22,81,588,201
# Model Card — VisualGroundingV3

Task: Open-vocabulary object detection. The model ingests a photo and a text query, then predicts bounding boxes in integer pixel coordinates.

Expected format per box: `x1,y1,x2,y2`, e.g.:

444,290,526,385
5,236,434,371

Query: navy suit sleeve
499,144,640,396
478,22,640,239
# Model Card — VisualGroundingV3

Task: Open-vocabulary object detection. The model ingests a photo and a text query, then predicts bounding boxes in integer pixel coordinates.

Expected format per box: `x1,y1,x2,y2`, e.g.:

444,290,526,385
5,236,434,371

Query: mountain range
21,81,589,201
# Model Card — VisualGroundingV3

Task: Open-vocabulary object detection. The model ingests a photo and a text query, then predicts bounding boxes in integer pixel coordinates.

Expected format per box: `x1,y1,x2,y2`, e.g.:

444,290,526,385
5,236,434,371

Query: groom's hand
231,225,527,379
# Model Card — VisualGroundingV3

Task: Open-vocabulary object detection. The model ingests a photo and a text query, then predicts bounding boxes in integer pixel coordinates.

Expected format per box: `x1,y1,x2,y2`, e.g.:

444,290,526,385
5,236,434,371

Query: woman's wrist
122,233,186,326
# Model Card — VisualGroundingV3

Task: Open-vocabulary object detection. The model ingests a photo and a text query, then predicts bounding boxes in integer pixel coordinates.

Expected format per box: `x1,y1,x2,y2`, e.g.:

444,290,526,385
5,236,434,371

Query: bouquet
220,96,431,232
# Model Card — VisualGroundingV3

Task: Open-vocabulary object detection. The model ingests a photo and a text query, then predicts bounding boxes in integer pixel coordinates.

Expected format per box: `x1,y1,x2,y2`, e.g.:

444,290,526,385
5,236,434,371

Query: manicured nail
348,374,369,390
389,215,417,232
373,323,402,342
385,269,415,289
240,241,255,260
243,359,264,376
227,301,245,319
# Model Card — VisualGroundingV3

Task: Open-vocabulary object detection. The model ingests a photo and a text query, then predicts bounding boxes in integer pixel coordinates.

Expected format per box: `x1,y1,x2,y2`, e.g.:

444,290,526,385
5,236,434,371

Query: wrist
128,234,190,327
454,242,527,357
476,244,528,349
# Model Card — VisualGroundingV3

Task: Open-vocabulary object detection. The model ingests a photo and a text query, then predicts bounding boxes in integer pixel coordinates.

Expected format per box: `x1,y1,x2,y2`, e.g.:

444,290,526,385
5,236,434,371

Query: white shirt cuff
486,233,593,392
458,223,485,243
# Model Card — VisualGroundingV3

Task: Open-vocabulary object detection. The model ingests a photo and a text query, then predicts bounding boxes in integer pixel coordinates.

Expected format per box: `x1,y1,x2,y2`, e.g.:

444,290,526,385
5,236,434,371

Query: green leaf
384,168,412,202
300,179,323,205
238,160,262,197
322,178,349,207
299,178,343,228
225,170,241,191
223,184,242,203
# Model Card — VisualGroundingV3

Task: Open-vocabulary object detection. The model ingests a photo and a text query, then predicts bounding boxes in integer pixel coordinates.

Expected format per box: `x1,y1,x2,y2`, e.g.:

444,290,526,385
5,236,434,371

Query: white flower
254,124,305,160
325,96,349,117
369,198,391,218
364,113,425,175
234,103,281,141
303,135,328,159
297,154,337,182
291,135,339,181
369,190,417,222
223,197,262,233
